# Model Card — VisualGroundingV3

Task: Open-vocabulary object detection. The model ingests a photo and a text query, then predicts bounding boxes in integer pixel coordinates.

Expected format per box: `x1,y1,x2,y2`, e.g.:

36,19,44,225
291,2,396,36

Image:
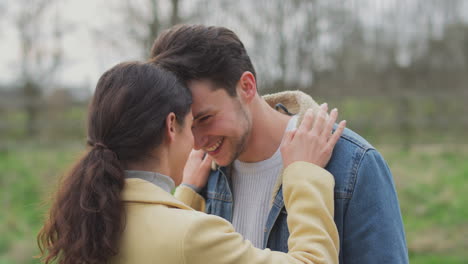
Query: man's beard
225,104,251,165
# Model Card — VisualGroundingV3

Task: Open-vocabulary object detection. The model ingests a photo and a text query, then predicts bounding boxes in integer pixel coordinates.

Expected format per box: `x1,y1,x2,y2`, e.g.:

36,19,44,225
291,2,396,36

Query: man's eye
199,115,211,122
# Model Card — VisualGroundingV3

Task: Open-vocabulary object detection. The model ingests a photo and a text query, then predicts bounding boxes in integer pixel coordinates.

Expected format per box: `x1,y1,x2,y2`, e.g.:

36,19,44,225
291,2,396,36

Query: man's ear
165,112,177,143
237,71,257,103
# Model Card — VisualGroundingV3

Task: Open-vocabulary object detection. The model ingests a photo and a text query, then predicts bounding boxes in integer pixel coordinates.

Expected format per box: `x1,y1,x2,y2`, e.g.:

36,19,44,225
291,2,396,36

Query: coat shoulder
118,203,213,263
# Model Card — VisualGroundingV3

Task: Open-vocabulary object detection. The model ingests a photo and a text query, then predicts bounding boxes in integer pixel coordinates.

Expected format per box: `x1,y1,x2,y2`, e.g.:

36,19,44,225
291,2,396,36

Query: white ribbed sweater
231,116,297,248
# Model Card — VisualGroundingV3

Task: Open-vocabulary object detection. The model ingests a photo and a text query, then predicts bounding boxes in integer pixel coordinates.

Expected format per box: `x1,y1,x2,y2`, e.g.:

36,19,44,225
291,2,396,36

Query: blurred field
383,144,468,264
0,141,466,263
0,142,84,264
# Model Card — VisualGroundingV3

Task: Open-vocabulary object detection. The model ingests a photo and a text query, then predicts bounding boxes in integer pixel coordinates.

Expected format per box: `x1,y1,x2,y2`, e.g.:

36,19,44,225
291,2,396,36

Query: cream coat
112,162,339,264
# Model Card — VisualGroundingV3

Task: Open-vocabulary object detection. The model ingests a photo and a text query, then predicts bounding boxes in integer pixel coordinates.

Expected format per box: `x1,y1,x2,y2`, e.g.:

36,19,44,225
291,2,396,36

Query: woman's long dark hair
37,62,192,264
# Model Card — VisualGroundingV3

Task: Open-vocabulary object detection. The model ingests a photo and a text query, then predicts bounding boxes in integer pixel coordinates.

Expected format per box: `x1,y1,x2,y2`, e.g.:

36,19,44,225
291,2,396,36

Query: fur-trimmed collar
263,90,321,128
263,90,322,205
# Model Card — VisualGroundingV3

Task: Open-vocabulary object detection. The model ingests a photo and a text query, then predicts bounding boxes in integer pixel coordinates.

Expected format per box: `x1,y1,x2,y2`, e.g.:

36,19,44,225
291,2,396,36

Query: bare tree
13,0,65,136
94,0,184,59
203,0,357,94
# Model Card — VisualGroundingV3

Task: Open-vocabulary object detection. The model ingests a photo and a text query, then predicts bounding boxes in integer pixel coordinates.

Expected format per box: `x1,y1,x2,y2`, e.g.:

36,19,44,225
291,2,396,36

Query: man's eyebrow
193,109,212,121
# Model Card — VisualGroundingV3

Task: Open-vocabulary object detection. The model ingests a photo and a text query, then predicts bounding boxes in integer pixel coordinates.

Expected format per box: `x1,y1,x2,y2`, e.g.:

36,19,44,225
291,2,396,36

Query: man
150,24,408,263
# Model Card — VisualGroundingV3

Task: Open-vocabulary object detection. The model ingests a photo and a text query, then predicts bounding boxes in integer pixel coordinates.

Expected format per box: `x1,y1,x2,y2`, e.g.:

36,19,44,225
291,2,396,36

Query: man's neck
237,97,291,163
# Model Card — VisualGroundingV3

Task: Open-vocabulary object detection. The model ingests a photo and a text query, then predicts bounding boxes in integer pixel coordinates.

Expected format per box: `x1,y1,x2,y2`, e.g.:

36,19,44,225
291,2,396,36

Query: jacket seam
347,148,373,204
273,196,284,208
206,191,232,202
334,191,352,200
339,133,374,151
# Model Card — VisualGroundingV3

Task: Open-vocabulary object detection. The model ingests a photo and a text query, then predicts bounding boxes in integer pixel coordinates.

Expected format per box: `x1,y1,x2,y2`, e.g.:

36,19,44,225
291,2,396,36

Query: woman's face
171,111,195,185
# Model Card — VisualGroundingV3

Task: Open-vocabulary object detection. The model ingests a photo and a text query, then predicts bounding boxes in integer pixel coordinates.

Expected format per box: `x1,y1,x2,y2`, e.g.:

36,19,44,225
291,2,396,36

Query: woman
37,61,346,264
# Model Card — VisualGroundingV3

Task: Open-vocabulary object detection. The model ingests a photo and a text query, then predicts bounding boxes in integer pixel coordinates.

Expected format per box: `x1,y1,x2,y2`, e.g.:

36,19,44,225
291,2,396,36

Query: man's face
189,79,251,166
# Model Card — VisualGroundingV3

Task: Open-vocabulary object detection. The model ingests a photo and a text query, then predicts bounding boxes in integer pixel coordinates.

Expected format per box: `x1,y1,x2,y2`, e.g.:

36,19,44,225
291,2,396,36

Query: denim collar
124,170,175,193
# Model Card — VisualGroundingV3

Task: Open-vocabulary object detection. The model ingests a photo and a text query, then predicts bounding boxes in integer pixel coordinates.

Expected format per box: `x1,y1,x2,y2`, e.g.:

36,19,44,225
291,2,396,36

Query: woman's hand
281,103,346,168
182,150,213,190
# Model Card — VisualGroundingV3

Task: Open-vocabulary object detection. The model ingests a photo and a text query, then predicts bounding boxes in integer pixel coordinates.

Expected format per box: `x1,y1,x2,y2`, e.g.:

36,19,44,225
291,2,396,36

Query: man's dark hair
150,24,256,96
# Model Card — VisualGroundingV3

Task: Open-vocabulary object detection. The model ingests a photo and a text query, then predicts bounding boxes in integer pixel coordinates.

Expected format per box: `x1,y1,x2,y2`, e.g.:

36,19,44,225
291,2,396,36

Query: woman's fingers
298,108,315,133
310,104,328,136
190,149,205,160
281,104,347,168
281,129,297,151
182,150,212,188
200,152,213,170
321,108,338,139
327,120,346,150
299,103,329,135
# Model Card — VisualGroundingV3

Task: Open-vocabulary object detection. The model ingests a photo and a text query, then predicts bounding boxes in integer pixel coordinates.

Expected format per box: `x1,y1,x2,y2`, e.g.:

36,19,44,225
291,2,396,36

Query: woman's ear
165,112,177,143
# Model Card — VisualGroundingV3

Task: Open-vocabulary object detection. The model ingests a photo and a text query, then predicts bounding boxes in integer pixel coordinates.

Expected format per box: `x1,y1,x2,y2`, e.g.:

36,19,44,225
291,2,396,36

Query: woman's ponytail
38,142,125,264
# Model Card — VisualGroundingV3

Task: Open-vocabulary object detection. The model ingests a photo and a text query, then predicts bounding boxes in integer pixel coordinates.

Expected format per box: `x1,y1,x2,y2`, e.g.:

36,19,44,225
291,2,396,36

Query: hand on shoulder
281,103,346,168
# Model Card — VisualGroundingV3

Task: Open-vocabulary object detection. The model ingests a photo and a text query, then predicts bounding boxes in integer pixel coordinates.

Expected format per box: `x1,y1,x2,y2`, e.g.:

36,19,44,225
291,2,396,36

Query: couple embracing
38,25,408,264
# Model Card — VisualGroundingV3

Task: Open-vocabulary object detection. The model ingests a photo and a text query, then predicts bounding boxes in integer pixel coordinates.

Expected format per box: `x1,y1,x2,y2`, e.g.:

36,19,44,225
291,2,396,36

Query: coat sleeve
342,149,409,263
182,162,339,264
174,185,206,212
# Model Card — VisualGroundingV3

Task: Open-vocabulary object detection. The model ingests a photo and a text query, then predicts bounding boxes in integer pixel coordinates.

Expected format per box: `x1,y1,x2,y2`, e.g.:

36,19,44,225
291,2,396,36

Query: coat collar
122,178,193,211
263,90,321,128
124,170,175,194
262,90,322,205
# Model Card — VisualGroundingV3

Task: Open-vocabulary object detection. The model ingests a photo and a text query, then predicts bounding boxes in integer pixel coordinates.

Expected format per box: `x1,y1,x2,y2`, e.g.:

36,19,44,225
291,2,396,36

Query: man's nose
192,130,208,150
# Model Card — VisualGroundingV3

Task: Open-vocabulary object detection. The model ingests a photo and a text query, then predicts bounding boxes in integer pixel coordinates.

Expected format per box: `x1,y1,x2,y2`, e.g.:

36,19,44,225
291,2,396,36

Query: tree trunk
23,80,41,137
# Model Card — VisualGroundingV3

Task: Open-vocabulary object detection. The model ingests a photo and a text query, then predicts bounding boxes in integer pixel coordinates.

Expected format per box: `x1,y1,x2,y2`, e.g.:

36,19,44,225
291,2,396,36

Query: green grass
0,142,84,264
1,106,87,141
0,142,467,263
409,253,467,264
383,144,468,263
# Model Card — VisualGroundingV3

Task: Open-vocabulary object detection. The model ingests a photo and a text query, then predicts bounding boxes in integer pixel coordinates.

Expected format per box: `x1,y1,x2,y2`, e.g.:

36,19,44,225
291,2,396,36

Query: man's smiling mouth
205,138,224,153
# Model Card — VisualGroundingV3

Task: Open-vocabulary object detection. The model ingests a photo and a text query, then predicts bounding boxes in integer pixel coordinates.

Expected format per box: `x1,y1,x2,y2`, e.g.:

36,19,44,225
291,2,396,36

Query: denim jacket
199,91,409,264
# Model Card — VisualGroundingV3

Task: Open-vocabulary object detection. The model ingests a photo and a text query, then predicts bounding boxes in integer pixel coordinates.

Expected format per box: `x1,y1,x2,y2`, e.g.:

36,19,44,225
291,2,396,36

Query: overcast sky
0,0,123,88
0,0,466,91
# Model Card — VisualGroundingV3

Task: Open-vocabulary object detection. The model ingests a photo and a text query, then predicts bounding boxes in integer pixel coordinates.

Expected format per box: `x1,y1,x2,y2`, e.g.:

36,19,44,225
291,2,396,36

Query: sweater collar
124,170,175,193
121,177,192,211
